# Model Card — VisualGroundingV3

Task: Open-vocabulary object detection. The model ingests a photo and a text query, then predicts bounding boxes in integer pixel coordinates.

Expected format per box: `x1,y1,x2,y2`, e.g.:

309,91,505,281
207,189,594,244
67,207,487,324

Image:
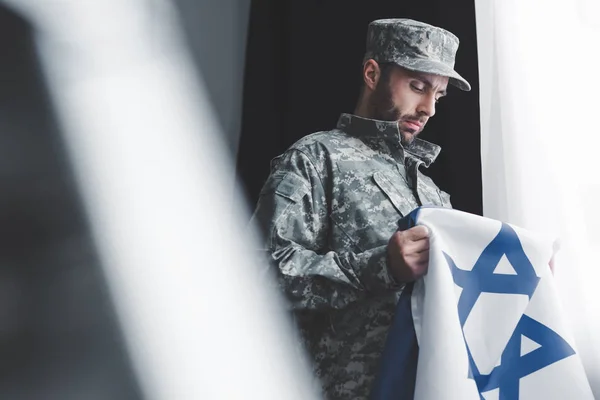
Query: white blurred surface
1,1,318,399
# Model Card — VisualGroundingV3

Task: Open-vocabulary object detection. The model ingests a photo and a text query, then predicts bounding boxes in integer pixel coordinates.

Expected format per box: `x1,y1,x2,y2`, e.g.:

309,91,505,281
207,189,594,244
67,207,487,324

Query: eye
410,83,425,93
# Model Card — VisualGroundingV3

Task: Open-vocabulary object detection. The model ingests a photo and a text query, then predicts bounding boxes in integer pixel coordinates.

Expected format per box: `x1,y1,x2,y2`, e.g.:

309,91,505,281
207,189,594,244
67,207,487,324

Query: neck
354,97,371,119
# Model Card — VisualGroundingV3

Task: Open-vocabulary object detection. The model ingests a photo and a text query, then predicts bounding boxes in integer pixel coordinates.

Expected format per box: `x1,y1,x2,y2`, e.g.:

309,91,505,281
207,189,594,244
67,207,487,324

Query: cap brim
392,58,471,92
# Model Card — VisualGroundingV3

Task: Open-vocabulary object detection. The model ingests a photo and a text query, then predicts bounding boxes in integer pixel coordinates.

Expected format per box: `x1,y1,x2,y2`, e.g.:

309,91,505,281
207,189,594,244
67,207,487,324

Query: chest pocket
329,169,420,252
373,171,419,216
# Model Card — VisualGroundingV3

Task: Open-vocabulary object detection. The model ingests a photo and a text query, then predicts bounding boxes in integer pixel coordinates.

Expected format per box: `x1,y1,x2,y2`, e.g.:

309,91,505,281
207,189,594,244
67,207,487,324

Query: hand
387,226,430,283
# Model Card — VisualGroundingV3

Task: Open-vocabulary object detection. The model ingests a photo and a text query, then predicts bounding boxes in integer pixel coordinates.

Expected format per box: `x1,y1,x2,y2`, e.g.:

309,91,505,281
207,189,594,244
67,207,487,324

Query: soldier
250,18,471,399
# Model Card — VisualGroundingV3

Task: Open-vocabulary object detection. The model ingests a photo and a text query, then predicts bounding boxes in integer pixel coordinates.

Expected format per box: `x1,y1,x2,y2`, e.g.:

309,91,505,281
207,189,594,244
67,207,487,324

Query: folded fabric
371,206,593,399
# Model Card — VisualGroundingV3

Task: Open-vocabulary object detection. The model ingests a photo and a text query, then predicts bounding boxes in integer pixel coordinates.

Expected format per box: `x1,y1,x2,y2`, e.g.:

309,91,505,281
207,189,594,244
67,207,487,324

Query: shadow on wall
172,0,252,157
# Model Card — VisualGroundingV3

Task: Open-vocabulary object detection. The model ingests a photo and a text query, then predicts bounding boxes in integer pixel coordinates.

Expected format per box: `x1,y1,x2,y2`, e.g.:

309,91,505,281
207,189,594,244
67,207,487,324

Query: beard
367,80,425,146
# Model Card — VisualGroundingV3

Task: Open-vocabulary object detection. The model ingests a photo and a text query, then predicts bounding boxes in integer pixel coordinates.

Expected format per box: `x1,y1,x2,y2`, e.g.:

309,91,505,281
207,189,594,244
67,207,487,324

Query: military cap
363,18,471,91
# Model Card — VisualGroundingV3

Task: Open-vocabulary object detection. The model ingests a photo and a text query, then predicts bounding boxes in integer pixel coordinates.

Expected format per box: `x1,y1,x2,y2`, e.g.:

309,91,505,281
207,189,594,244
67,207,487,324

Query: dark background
237,0,483,216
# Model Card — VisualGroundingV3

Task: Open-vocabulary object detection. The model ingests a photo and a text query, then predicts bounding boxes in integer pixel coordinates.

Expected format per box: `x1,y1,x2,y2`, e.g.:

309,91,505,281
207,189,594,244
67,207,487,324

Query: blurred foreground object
0,0,318,399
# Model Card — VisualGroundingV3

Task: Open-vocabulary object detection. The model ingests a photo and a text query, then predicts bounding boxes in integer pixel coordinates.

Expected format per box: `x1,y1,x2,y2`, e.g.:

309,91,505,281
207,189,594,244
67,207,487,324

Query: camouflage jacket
251,113,452,399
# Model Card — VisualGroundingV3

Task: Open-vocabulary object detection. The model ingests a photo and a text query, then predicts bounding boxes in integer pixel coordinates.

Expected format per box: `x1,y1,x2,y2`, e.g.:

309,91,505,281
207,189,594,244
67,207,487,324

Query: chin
400,132,416,146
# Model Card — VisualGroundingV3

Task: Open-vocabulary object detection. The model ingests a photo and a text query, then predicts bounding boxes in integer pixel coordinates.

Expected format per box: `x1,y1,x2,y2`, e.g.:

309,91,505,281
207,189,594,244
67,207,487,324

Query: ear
362,59,381,91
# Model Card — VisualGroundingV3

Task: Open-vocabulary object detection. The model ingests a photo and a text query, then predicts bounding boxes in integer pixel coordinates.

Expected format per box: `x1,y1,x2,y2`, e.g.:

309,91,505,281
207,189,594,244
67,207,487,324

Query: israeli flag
371,207,594,399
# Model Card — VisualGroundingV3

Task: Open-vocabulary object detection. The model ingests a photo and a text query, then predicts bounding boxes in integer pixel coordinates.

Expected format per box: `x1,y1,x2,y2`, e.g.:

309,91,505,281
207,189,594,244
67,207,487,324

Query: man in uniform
250,18,471,399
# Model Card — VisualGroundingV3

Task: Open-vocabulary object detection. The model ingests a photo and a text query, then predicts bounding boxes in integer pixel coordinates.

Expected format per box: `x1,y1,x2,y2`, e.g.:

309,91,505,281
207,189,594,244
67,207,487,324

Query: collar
336,113,441,168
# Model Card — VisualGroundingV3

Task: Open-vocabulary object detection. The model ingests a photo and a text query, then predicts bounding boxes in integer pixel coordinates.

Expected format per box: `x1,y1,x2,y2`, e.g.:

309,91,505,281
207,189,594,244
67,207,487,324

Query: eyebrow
414,75,447,96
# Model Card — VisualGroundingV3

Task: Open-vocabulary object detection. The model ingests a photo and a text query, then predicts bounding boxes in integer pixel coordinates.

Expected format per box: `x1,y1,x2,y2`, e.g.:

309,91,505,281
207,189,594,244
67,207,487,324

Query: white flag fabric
474,0,600,392
372,206,593,399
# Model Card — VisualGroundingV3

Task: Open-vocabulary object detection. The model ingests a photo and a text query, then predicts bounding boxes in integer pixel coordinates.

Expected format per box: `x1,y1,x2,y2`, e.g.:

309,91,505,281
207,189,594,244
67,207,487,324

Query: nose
416,94,437,118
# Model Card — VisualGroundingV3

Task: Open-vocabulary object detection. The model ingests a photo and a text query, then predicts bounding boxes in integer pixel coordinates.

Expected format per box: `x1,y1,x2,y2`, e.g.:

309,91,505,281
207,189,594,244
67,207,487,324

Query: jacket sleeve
250,149,402,312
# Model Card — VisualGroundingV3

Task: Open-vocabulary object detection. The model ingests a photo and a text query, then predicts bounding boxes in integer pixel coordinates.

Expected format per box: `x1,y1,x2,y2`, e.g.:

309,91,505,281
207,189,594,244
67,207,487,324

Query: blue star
445,223,541,327
475,315,576,398
444,223,576,398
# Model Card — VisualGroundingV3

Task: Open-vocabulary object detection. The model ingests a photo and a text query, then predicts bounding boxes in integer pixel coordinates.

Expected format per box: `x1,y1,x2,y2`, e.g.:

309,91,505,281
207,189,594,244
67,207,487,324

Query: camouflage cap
363,18,471,91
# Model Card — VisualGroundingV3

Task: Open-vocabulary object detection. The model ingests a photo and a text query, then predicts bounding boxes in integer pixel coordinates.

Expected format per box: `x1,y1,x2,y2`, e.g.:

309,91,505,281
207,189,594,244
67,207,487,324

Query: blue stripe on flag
370,207,430,400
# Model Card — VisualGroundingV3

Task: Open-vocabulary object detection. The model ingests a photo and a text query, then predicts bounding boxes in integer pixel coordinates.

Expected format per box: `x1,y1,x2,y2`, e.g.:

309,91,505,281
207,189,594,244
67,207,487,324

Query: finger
405,252,429,268
402,238,429,254
410,258,429,278
404,225,429,241
416,244,430,254
398,245,427,259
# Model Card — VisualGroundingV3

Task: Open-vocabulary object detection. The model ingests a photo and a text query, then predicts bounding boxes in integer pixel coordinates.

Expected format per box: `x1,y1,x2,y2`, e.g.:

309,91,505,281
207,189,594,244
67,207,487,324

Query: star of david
444,223,576,399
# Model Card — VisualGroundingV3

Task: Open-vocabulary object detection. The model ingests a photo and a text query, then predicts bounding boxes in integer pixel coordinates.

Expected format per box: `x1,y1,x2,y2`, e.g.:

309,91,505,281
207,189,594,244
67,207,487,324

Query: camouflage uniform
251,19,471,399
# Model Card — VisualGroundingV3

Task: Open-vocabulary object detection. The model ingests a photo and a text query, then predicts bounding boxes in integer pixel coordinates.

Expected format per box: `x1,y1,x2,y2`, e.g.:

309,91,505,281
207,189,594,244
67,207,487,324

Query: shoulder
271,129,359,174
288,129,354,154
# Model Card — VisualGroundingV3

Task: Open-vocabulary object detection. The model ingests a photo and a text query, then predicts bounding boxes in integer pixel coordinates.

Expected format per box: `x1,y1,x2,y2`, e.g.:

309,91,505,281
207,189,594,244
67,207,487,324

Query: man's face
368,65,449,145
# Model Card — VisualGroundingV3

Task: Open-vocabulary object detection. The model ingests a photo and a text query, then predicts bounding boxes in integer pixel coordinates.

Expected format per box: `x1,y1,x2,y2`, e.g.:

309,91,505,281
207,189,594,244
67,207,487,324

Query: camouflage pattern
363,19,471,91
251,113,452,399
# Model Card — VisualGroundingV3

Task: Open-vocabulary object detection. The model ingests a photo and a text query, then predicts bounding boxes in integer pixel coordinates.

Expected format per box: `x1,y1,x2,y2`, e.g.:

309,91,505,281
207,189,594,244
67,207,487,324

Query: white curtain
475,0,600,394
